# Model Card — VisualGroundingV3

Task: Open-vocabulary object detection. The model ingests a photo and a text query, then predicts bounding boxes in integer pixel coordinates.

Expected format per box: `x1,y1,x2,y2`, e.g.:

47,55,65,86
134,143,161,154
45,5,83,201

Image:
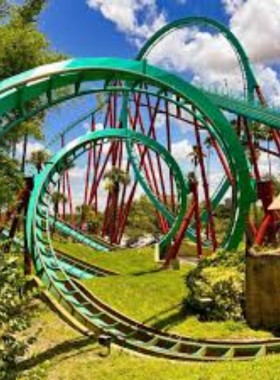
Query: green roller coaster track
26,128,188,260
0,18,279,361
48,217,114,252
36,18,280,251
0,57,253,251
26,127,280,361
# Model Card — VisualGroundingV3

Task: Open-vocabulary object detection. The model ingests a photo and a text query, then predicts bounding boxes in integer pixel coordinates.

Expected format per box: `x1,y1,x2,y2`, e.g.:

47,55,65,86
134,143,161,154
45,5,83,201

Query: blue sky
38,0,228,59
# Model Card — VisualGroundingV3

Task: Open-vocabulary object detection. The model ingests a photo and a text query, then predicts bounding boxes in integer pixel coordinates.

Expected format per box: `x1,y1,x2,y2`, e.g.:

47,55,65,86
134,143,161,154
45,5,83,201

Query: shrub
185,249,245,321
0,250,37,380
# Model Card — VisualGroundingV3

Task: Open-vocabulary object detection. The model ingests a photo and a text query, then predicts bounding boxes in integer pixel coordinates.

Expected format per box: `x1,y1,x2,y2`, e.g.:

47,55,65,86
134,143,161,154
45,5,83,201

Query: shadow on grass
132,267,164,276
17,336,98,373
142,302,187,332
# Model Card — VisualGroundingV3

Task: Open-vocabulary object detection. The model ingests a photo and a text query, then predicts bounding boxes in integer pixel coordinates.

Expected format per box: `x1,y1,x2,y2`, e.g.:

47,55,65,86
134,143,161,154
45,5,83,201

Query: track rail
26,128,270,361
50,217,115,252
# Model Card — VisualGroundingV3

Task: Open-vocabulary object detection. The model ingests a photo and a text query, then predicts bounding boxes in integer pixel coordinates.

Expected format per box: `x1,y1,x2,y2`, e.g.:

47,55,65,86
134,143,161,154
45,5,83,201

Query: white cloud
230,0,280,65
256,66,280,107
258,151,280,177
171,139,193,161
222,0,245,14
86,0,167,46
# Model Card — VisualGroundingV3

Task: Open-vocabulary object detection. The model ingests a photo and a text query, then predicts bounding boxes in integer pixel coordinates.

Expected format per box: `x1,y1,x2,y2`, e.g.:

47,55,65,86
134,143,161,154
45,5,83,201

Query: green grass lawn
54,239,272,340
18,239,280,379
54,239,160,274
84,270,272,340
19,305,280,380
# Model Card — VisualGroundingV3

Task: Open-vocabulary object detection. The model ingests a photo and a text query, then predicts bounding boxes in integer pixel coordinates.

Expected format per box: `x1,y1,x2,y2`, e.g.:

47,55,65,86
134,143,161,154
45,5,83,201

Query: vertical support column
193,107,217,251
61,135,66,220
191,174,203,259
165,97,175,212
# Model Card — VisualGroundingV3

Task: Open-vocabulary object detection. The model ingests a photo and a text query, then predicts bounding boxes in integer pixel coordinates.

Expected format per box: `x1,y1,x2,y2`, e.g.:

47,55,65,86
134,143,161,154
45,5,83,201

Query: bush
0,250,37,380
185,249,245,321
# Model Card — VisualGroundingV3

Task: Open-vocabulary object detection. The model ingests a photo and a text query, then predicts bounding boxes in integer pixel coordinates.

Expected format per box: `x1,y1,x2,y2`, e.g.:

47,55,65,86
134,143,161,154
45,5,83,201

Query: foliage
262,173,280,194
185,249,245,321
0,152,23,218
126,195,161,242
28,149,51,173
0,0,67,170
0,1,63,81
30,241,275,380
75,204,102,233
0,0,9,20
215,199,232,219
51,191,67,218
251,122,273,142
104,167,131,241
16,0,46,24
0,250,37,380
104,167,131,193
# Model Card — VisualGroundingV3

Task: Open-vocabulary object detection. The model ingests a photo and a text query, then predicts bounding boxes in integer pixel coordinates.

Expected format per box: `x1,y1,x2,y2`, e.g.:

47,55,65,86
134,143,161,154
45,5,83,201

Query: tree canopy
0,0,66,211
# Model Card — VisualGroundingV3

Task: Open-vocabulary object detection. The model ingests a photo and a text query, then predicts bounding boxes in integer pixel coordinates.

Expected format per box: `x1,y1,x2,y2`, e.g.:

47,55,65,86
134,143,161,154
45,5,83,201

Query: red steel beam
164,202,196,267
193,107,217,251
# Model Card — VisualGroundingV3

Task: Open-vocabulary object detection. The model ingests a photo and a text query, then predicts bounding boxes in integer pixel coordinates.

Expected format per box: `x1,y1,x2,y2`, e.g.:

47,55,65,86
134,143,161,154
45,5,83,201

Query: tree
104,167,130,242
0,0,67,171
28,149,51,173
263,173,280,195
20,118,45,173
0,1,63,83
251,122,272,142
0,251,37,380
126,195,160,243
16,0,46,24
187,145,206,172
0,153,23,229
75,204,102,233
0,0,9,20
75,203,92,230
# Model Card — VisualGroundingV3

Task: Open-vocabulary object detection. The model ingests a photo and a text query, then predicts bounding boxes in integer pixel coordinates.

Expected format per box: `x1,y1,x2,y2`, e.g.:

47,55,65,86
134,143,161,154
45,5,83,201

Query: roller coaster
2,17,280,361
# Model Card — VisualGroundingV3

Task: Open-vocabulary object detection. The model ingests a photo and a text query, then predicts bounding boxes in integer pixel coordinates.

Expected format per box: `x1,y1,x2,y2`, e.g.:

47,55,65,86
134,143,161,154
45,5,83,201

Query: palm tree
75,203,101,234
51,191,67,234
76,203,92,230
187,145,206,173
29,149,51,173
104,167,131,242
20,117,44,173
